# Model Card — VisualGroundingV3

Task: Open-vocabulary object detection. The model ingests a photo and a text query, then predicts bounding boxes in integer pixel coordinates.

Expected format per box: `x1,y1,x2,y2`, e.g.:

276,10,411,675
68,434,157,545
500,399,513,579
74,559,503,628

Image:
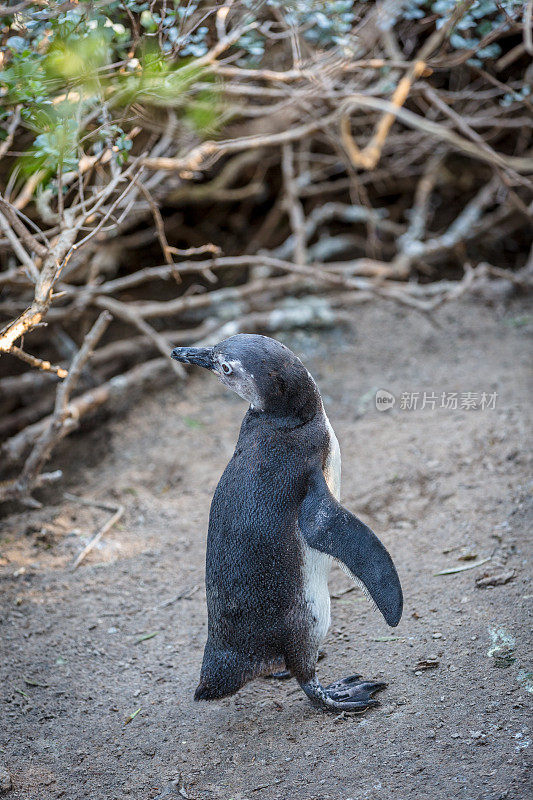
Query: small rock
413,658,440,672
153,779,190,799
476,570,515,588
0,765,12,794
153,784,181,799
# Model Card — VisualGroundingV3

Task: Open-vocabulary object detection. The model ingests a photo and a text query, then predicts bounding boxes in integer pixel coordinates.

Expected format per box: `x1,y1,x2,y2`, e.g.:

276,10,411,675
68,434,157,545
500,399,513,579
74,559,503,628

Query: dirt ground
1,298,531,800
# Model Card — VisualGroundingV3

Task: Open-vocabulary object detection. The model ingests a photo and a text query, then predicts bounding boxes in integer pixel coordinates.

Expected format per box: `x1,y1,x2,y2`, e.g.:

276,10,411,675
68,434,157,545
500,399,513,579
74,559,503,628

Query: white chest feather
301,406,341,646
323,411,341,502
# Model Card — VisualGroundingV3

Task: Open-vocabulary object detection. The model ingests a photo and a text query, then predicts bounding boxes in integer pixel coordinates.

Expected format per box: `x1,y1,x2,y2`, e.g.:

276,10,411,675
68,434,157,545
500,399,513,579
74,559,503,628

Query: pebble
0,765,12,794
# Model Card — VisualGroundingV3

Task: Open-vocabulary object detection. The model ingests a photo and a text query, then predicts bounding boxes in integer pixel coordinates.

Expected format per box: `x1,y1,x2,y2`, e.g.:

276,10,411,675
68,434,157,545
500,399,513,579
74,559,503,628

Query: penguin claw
325,678,386,709
300,675,386,712
325,674,362,691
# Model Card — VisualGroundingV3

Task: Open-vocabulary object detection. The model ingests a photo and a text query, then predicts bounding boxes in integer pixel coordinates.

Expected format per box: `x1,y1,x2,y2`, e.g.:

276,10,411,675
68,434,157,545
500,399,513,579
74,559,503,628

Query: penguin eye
221,362,232,375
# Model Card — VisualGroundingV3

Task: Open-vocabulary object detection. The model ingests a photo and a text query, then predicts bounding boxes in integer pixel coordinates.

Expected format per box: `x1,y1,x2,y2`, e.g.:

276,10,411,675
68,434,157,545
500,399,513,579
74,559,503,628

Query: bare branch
1,0,530,510
94,295,186,378
0,211,39,281
341,95,533,173
0,312,111,504
0,197,47,258
0,105,21,162
7,346,68,379
140,113,340,173
341,1,475,170
524,0,533,56
282,143,307,266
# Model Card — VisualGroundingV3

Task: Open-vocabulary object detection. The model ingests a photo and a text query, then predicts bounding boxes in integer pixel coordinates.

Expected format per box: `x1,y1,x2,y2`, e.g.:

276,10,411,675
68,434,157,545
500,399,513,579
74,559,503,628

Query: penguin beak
171,346,214,371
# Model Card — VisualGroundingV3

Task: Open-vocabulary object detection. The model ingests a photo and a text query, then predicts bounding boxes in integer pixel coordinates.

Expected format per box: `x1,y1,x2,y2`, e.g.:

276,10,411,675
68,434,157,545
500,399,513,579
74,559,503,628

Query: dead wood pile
0,0,531,506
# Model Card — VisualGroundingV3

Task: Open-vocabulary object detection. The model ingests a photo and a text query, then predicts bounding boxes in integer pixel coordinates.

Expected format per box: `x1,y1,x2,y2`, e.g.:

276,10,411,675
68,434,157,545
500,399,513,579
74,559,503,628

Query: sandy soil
0,298,531,800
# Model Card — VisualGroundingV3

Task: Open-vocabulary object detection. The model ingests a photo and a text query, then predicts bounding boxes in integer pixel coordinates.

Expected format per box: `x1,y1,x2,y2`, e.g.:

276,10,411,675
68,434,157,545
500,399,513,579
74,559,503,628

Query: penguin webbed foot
325,674,386,710
301,675,386,713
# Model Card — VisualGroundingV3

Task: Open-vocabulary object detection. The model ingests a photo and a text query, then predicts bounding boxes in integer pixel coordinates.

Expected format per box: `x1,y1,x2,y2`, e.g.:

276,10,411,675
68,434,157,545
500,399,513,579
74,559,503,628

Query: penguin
171,334,403,712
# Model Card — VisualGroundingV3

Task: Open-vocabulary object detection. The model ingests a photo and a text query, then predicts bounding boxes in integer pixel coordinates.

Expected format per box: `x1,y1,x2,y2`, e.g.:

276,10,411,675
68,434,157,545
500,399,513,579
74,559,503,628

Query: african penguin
171,334,403,712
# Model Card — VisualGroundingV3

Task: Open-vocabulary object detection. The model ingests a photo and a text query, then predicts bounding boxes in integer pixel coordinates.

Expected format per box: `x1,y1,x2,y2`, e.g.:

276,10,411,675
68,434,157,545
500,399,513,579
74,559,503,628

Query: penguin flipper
298,467,403,627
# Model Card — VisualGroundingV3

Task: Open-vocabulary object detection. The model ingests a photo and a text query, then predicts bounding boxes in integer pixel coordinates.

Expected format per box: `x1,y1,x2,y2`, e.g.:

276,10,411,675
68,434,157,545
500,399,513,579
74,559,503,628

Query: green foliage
184,87,222,134
22,105,79,175
403,0,524,65
236,30,265,65
282,1,357,47
239,1,358,56
0,2,222,186
190,0,523,65
0,0,522,188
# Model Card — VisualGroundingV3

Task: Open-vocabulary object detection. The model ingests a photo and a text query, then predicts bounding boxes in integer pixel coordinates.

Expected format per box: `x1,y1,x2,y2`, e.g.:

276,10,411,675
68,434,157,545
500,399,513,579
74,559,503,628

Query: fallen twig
158,585,200,608
434,553,493,575
71,501,124,571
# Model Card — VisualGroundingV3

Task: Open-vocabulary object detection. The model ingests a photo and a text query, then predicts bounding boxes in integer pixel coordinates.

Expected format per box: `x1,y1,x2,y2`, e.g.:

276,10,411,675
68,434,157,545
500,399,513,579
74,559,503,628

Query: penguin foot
325,675,386,708
300,675,386,712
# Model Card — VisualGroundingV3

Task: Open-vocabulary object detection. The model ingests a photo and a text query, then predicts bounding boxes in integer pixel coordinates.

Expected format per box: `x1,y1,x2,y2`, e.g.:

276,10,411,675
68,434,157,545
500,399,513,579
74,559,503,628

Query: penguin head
171,334,320,420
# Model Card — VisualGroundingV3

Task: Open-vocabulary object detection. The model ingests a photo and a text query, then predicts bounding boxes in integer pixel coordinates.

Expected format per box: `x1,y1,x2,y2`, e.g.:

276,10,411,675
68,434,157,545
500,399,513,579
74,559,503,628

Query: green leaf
6,36,27,53
135,631,159,644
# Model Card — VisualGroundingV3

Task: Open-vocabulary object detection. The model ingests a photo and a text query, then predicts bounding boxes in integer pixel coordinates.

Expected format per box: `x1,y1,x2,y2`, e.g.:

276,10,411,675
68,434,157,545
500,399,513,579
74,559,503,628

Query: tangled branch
0,0,531,506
